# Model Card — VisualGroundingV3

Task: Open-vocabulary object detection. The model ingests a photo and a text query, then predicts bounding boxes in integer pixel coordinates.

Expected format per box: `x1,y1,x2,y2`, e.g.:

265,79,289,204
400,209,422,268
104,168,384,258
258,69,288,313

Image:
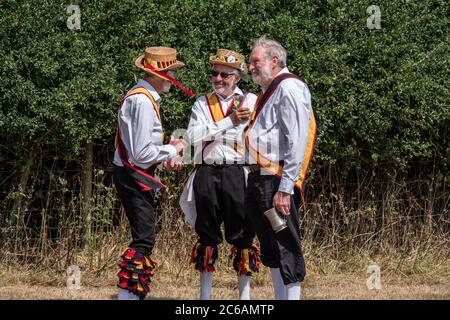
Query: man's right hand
170,136,185,157
229,106,251,125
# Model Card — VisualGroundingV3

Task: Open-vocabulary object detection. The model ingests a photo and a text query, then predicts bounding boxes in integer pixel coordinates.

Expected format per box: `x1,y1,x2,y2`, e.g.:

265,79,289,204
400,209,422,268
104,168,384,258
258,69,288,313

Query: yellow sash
205,92,226,122
124,87,164,143
115,86,167,191
245,107,316,191
205,92,244,156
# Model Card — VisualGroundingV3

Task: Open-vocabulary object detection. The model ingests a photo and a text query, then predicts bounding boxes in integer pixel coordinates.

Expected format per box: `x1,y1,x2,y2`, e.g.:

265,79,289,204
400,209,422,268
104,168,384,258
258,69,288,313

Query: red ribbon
144,63,196,97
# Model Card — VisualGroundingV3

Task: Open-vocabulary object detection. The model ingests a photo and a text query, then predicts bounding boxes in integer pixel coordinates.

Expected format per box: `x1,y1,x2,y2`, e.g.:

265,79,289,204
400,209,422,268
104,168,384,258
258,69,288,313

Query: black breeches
245,173,306,284
193,164,254,249
113,165,156,256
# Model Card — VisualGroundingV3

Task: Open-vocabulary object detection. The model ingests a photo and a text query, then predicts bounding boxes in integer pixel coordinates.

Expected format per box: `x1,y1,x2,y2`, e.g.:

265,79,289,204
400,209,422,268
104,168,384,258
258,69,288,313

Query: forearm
279,160,301,194
187,117,234,145
133,143,177,166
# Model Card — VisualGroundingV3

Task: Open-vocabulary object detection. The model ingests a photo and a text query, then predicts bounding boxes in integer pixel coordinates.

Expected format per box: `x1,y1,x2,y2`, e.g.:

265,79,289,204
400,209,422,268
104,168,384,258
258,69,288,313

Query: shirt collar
262,67,290,93
275,67,290,77
136,78,161,103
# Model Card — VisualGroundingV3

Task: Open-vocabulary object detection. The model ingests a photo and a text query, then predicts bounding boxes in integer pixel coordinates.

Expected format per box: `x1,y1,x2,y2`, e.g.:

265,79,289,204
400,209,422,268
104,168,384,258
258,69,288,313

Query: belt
248,164,261,173
201,162,243,167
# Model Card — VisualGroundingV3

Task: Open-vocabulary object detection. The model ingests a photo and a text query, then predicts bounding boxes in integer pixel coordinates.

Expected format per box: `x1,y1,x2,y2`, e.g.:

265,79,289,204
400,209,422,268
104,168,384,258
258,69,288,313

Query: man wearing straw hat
180,49,260,300
113,46,195,300
244,36,316,300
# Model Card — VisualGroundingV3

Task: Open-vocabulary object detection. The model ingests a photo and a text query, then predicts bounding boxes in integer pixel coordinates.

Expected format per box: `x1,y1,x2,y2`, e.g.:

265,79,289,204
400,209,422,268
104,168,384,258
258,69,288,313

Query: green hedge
0,0,448,173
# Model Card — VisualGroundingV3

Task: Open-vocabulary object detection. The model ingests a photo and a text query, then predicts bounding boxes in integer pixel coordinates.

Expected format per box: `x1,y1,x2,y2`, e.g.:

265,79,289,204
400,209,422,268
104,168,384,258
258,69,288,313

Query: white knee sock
270,268,286,300
117,288,140,300
286,281,301,300
238,275,251,300
200,271,213,300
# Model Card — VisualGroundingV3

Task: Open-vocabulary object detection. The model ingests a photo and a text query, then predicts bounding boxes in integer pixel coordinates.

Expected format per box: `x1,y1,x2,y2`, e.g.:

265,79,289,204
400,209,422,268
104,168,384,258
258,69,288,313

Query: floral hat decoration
209,48,248,75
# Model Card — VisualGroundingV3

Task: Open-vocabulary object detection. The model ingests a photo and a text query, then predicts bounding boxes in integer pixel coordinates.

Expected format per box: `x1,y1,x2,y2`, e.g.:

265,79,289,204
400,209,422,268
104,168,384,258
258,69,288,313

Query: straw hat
134,47,185,79
209,49,248,74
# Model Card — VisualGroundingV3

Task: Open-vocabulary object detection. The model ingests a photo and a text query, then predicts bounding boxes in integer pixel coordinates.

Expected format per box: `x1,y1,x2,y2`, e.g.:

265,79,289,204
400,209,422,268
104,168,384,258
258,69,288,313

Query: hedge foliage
0,0,448,174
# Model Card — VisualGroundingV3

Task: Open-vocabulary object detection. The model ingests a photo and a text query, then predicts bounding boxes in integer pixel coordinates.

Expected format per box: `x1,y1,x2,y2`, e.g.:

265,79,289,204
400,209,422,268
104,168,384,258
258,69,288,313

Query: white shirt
187,87,257,164
113,79,177,169
245,68,313,194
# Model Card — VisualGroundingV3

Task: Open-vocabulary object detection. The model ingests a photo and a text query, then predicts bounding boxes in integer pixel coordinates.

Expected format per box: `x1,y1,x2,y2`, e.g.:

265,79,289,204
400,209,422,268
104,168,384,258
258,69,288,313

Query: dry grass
2,165,448,301
1,271,448,300
1,238,449,300
1,210,448,300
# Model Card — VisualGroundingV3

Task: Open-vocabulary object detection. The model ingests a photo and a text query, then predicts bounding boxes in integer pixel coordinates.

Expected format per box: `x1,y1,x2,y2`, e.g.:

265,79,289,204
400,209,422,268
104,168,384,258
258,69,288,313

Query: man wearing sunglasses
180,49,260,300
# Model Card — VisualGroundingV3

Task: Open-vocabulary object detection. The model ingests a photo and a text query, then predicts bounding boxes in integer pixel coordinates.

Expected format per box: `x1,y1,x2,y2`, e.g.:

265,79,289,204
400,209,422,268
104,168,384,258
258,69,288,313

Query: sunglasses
211,70,235,79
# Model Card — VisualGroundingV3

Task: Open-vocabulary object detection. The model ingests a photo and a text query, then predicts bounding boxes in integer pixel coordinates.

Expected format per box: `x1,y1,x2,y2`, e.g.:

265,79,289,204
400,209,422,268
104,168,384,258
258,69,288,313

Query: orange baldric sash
244,73,317,192
116,87,167,192
203,92,248,156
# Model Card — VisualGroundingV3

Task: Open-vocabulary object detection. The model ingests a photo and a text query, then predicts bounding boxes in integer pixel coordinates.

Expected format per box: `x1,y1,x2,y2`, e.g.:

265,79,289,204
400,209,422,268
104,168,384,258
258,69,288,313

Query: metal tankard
264,207,287,233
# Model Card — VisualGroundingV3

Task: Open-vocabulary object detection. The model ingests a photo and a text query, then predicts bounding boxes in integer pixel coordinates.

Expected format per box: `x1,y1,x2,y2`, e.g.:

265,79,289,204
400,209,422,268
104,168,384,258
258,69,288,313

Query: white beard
213,84,234,97
252,65,272,86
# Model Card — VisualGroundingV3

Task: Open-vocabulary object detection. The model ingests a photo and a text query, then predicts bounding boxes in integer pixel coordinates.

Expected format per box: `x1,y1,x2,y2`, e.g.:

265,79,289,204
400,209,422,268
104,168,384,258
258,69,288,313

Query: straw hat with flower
209,49,248,75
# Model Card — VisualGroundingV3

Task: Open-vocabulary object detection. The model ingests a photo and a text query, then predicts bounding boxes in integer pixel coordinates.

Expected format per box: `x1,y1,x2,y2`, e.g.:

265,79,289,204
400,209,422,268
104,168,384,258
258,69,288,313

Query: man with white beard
181,49,260,300
244,36,316,300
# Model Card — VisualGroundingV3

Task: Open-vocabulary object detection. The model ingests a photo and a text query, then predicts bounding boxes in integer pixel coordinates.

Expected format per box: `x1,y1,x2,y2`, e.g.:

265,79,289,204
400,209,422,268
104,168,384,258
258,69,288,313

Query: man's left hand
273,191,291,215
163,160,183,170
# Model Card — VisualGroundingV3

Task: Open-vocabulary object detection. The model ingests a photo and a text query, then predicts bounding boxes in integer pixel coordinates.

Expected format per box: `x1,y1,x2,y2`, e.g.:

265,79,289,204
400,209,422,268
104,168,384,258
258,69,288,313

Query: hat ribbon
144,63,196,97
